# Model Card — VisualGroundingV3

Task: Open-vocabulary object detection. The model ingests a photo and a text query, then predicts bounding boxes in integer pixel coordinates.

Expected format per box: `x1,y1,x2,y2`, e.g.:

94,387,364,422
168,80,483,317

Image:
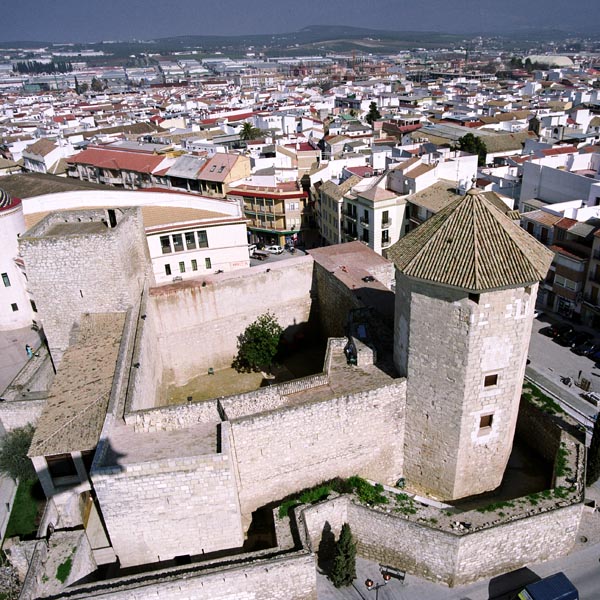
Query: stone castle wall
44,552,317,600
313,261,363,338
91,422,243,568
19,208,149,362
397,274,538,500
126,293,164,413
0,399,45,431
301,495,581,587
230,380,406,519
148,257,314,387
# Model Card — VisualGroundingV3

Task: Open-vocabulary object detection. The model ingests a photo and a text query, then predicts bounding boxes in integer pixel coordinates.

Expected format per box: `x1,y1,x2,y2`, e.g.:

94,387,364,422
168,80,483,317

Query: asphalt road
527,314,600,434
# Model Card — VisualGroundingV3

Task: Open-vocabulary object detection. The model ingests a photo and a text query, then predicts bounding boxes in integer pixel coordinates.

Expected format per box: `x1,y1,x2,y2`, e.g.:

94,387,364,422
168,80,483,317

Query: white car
265,245,284,254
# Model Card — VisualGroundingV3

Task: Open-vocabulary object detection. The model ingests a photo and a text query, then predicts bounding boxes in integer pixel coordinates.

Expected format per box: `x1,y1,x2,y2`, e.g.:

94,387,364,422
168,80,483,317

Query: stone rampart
124,399,220,432
125,293,163,413
91,422,243,568
45,552,316,600
300,494,582,587
231,380,406,519
149,256,314,386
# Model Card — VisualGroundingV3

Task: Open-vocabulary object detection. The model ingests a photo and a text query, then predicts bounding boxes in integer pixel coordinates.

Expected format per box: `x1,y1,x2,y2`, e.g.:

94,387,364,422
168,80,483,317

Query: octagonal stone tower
388,187,554,501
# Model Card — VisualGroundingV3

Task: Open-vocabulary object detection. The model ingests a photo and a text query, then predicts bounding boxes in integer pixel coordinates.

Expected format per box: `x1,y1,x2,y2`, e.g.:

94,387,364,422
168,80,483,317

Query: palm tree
240,122,260,141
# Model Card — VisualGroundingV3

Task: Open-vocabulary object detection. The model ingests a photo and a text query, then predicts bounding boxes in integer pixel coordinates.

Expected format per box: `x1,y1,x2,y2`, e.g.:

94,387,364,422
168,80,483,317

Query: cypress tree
330,522,357,588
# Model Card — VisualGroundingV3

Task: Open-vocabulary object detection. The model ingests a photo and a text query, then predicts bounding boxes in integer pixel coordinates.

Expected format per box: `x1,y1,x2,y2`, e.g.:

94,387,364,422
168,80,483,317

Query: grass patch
522,383,564,415
554,443,572,477
4,479,41,539
553,486,569,499
476,500,515,514
56,555,73,584
394,492,416,515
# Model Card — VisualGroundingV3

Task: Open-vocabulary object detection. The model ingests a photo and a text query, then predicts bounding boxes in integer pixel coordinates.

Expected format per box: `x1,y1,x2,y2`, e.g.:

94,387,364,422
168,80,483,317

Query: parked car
571,338,599,356
540,322,574,338
555,329,592,348
265,245,284,254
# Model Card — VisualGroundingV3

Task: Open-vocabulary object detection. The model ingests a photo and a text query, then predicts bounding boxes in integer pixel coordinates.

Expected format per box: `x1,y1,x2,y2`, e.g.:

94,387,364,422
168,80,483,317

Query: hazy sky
1,0,594,43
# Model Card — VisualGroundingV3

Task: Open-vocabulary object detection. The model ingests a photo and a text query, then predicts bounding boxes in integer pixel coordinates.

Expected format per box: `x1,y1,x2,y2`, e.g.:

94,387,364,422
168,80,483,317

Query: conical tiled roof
387,187,554,292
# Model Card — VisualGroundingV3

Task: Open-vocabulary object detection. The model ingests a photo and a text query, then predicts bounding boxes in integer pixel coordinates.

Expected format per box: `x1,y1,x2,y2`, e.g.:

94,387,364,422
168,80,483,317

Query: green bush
56,556,73,584
232,312,283,373
0,425,36,482
347,476,388,506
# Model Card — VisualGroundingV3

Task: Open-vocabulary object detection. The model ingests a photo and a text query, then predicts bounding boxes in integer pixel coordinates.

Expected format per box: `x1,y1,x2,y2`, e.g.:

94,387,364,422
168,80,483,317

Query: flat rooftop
44,221,109,236
103,421,218,465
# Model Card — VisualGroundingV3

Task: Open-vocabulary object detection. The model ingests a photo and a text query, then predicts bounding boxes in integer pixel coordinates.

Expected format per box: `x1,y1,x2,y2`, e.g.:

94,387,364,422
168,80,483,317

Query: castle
1,186,587,598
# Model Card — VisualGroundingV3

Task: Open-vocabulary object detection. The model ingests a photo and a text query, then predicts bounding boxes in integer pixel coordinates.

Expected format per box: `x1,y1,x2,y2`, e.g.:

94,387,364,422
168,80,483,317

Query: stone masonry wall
301,496,581,587
46,553,317,600
397,273,538,500
230,380,406,519
0,399,45,431
126,295,164,413
313,261,362,338
149,257,314,386
91,422,243,568
516,396,562,464
19,208,150,363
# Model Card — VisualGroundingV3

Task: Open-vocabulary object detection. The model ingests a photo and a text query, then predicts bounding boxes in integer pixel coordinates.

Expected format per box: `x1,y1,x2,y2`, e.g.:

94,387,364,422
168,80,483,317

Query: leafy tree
0,424,36,482
91,77,104,92
456,132,488,167
233,312,283,373
587,417,600,485
240,122,261,141
330,523,357,588
365,101,381,126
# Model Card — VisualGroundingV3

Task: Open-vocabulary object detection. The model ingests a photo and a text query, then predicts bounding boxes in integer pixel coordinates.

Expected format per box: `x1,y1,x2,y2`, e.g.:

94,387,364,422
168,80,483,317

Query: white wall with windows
0,199,36,330
147,221,250,284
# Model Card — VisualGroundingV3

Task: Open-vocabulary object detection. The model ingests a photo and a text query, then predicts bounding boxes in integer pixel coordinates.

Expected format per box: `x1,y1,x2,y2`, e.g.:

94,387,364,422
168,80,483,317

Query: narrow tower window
484,374,498,387
479,414,494,429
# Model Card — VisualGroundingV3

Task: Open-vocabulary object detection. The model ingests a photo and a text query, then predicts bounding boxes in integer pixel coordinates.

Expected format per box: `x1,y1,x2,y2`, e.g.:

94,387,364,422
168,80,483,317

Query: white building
20,190,250,285
0,190,36,329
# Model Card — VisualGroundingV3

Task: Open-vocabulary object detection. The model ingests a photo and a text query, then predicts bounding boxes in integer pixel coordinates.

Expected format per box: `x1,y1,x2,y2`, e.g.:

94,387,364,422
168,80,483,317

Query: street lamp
365,572,391,599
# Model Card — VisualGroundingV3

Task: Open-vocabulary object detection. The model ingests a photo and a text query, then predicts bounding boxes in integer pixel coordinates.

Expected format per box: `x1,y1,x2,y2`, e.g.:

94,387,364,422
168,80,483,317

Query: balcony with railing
381,238,392,248
359,217,370,228
381,218,392,229
342,209,357,222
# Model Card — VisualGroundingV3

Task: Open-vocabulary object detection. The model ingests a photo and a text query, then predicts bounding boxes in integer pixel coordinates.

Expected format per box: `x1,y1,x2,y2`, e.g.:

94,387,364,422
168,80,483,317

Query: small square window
191,259,198,271
205,257,212,269
1,273,10,287
11,303,18,312
479,414,493,429
179,261,186,273
165,264,171,276
484,374,498,387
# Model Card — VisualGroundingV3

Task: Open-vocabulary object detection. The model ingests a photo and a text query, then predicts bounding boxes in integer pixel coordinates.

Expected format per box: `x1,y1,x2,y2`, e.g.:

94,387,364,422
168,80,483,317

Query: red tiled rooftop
68,147,167,174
